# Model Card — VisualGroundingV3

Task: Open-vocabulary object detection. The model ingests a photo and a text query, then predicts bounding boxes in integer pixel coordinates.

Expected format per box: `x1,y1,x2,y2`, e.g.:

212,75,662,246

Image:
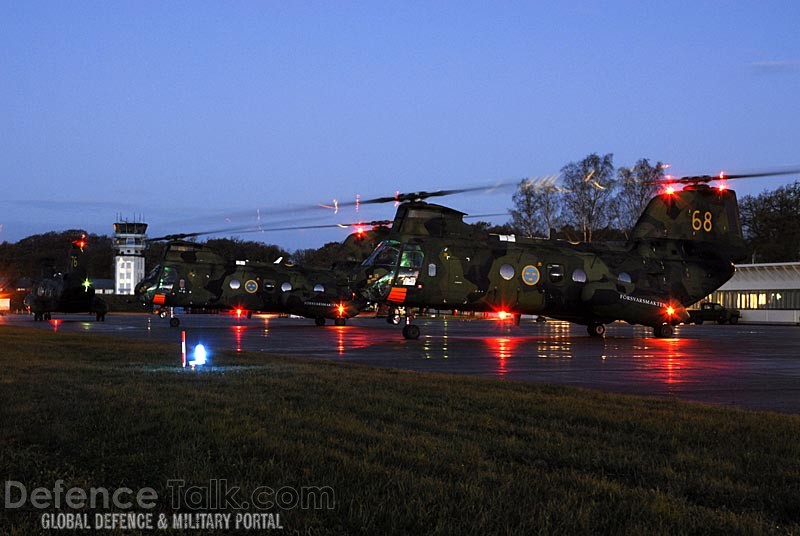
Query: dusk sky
2,1,799,250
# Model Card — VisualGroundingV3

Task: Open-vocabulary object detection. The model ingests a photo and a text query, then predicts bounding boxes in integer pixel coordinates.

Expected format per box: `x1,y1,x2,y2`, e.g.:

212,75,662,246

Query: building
92,278,115,295
113,220,148,295
705,262,800,324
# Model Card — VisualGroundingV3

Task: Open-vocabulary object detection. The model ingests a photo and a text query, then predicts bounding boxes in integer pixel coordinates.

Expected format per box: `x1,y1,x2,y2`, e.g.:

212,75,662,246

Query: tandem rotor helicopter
353,168,800,339
136,167,798,339
134,225,388,327
25,234,109,322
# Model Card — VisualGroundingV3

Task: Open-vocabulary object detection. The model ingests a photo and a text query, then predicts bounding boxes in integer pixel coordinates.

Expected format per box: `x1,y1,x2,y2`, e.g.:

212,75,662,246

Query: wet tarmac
4,312,800,413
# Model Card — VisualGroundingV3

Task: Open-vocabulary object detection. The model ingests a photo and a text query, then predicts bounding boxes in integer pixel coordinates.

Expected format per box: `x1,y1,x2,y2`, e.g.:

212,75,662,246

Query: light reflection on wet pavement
5,313,800,413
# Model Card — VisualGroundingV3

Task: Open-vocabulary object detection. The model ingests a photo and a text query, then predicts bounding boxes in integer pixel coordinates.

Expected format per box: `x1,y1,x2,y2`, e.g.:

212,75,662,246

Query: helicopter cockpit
135,264,177,303
360,240,425,301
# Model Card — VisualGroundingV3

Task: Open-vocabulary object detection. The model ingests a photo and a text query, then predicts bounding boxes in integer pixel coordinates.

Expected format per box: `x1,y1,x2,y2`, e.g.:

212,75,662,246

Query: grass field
1,325,799,534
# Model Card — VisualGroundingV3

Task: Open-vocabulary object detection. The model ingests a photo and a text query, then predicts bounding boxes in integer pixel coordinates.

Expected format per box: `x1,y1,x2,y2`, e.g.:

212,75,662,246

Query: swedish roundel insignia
244,280,259,294
521,265,540,286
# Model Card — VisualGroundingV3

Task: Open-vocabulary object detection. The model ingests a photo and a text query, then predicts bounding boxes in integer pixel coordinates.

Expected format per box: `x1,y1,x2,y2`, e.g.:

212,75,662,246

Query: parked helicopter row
129,168,797,339
21,168,796,338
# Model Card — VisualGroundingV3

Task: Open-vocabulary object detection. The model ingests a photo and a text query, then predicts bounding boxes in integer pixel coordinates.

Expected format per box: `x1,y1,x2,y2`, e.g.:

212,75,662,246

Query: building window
708,289,800,310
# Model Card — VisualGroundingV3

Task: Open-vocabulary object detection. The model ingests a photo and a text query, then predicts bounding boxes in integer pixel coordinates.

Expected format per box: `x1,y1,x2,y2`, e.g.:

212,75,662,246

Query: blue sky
2,1,799,249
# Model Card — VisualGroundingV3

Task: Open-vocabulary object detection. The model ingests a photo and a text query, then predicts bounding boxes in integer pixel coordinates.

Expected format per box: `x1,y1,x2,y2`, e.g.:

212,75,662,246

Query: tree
561,153,616,242
740,181,800,262
509,178,539,237
509,176,563,238
615,159,663,237
0,230,113,281
291,226,390,267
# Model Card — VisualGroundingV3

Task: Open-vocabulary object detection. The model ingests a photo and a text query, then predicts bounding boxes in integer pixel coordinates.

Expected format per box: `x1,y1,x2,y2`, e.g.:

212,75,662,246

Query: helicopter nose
134,279,151,301
134,280,146,295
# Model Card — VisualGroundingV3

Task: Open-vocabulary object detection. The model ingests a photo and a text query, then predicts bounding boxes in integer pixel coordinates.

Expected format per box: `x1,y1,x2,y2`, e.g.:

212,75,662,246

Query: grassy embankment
1,326,799,534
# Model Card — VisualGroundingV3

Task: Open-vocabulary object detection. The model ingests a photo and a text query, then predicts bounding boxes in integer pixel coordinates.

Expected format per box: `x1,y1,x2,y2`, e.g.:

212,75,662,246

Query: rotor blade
146,223,268,242
464,213,509,219
335,181,520,209
147,220,396,242
150,174,545,240
179,174,544,224
647,166,800,185
717,167,800,180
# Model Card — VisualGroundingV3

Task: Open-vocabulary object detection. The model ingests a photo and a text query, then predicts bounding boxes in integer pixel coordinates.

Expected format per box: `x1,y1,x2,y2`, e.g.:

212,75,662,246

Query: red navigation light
717,182,727,192
235,308,243,318
337,303,346,317
497,310,509,320
665,186,676,195
666,306,675,317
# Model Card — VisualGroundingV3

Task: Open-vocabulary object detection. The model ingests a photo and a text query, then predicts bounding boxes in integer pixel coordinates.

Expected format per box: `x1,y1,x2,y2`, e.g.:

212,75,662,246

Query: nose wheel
587,322,606,337
402,324,420,340
653,324,674,338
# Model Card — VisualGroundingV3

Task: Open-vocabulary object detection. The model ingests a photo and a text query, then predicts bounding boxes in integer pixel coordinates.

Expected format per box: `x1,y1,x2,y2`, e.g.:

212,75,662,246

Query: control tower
113,218,148,295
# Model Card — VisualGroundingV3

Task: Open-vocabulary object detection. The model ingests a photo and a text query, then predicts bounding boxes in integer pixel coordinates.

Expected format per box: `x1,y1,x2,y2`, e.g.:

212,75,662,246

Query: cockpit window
145,265,161,281
361,242,425,299
362,240,401,267
396,245,424,286
400,248,424,269
159,266,178,289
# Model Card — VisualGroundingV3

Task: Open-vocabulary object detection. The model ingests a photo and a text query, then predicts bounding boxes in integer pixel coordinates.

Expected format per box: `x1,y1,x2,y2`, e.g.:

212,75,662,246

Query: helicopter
24,235,109,322
134,226,387,327
353,169,796,339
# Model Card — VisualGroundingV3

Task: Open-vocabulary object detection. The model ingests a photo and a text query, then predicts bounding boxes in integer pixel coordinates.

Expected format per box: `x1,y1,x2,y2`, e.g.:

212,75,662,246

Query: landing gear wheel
169,317,180,328
587,323,605,337
45,313,52,321
334,318,346,326
730,316,739,325
402,324,421,340
247,311,253,319
654,324,673,338
96,312,105,322
315,317,326,326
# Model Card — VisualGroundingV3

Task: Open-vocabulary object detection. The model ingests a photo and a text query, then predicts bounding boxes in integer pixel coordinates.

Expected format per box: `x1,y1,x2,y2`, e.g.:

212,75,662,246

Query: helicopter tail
628,184,748,263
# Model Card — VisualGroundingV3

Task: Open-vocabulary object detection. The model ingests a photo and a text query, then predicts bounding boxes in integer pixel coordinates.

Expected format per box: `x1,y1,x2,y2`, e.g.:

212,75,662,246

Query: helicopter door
396,246,424,287
441,248,475,305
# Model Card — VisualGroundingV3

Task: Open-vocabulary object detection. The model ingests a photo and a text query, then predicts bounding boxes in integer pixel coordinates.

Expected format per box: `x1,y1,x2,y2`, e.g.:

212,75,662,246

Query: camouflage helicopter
134,226,387,327
25,234,109,321
351,169,797,339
